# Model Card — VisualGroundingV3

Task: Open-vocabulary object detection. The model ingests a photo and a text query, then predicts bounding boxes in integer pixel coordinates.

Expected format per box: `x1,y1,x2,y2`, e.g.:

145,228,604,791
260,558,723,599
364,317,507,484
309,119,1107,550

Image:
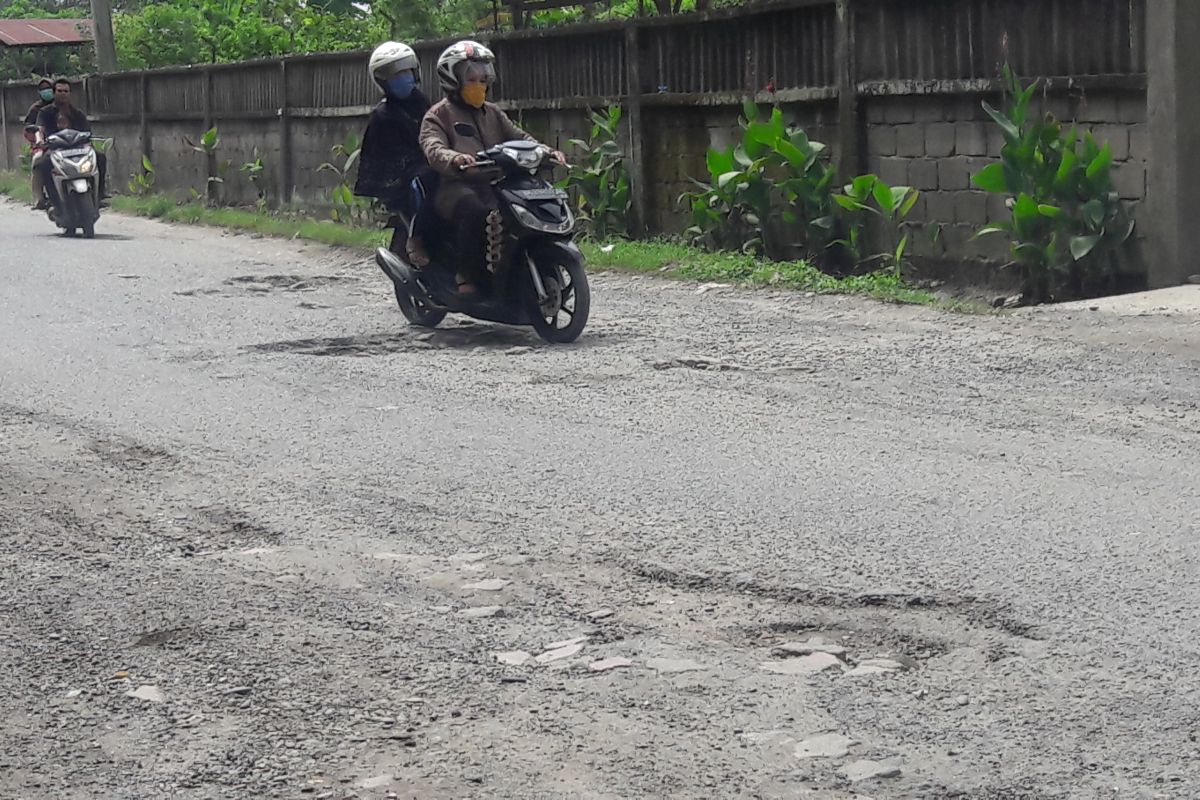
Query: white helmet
369,41,420,88
436,40,495,93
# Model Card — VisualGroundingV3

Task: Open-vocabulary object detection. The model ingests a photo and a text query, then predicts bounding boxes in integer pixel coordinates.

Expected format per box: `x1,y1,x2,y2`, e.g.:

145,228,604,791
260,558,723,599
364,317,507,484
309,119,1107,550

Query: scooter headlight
512,203,574,234
77,157,94,174
503,146,545,170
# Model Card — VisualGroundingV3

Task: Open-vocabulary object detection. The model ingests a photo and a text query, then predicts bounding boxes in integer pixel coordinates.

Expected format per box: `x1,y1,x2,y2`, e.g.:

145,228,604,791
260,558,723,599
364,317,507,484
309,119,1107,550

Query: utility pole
90,0,118,73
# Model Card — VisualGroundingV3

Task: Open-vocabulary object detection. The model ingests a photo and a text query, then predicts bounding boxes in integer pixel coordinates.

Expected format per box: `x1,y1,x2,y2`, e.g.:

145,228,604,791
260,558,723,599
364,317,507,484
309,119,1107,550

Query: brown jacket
419,98,537,176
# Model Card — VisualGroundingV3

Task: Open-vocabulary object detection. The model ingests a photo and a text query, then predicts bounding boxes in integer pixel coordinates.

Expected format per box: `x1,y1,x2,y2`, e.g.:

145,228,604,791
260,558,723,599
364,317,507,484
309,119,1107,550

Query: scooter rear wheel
388,232,446,328
394,283,447,328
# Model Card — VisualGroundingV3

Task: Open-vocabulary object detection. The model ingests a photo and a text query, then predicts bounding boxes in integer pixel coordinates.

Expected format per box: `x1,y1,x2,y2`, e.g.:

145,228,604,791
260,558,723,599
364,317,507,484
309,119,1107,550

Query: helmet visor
375,56,419,82
462,60,496,85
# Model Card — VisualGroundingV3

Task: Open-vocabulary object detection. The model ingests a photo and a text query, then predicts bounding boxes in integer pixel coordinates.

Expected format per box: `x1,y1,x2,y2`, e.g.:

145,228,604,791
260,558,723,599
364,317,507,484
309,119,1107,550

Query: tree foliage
3,0,744,79
0,0,88,20
113,0,383,70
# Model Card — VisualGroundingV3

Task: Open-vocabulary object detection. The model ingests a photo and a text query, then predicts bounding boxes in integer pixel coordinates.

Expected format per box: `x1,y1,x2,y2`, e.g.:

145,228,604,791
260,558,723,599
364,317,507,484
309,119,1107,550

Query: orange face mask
461,83,487,109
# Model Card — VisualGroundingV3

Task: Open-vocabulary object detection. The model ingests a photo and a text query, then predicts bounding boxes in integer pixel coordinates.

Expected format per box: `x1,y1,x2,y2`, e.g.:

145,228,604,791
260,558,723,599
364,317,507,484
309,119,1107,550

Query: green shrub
972,66,1136,303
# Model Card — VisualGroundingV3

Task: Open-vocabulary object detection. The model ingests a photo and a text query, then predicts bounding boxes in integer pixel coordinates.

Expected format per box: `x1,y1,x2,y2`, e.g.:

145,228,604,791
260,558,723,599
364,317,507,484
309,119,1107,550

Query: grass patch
108,194,387,249
0,171,384,249
581,238,987,310
0,172,984,310
0,170,34,204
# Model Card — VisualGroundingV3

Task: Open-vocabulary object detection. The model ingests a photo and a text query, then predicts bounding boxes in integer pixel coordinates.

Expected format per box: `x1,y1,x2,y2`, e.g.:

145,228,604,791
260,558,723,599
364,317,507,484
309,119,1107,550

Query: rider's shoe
406,236,431,267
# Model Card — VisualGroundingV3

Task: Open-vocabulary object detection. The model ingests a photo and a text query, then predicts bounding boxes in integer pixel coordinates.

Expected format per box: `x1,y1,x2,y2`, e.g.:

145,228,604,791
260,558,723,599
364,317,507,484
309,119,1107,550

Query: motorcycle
28,125,104,239
374,140,590,344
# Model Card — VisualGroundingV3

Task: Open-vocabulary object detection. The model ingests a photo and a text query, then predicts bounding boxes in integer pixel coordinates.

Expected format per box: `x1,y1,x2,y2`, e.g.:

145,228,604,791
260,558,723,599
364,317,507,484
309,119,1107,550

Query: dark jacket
37,103,90,136
419,97,536,176
354,89,431,204
24,99,49,126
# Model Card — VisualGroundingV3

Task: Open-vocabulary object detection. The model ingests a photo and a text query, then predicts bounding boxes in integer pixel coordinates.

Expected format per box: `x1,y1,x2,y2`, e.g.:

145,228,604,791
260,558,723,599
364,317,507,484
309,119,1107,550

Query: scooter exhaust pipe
375,248,413,287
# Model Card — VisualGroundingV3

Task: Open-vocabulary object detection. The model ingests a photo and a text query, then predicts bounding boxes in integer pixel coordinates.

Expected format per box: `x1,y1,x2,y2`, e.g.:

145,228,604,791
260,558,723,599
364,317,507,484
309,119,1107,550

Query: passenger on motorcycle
23,78,53,126
35,79,107,208
419,40,566,296
353,41,433,267
24,79,54,209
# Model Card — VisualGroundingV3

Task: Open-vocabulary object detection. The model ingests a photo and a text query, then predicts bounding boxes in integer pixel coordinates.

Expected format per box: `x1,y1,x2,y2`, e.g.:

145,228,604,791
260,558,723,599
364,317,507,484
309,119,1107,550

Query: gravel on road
2,199,1198,799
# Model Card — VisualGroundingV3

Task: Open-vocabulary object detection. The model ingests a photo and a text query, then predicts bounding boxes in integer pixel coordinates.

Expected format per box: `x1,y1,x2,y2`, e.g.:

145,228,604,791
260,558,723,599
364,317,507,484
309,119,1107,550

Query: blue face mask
387,73,416,100
39,88,53,102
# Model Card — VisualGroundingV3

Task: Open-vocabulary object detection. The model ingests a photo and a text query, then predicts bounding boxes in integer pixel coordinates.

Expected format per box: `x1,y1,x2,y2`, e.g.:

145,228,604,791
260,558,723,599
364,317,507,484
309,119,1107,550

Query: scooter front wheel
70,193,97,239
525,251,590,344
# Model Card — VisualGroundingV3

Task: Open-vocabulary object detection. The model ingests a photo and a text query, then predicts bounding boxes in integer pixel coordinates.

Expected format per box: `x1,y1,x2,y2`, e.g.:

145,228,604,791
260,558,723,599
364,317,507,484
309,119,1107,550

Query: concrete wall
499,88,1146,280
1,80,1148,282
863,89,1149,271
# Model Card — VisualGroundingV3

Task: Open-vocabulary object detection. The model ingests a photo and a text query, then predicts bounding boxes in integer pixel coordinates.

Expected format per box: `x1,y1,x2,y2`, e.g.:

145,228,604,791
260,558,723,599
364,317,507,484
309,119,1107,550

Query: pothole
225,274,358,291
173,505,283,548
87,438,177,471
924,784,1057,800
244,326,538,357
731,621,952,658
243,334,417,357
621,560,1041,641
650,356,818,375
132,628,196,647
177,275,359,298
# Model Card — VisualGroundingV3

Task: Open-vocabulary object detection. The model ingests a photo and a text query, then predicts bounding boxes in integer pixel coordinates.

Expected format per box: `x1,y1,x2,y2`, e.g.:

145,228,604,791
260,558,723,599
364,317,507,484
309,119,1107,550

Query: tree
91,0,118,72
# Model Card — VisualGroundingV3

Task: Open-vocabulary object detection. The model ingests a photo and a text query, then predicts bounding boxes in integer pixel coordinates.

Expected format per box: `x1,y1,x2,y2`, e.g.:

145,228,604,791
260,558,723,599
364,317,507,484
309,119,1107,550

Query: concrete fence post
835,0,865,178
279,59,294,206
139,73,150,169
624,25,647,238
1,87,10,171
1145,0,1200,288
202,66,217,204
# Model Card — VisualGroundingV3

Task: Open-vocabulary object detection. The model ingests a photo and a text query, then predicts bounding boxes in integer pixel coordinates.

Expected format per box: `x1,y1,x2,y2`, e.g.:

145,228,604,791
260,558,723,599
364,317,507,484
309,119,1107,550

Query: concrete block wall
94,119,140,197
2,77,1149,276
863,89,1148,268
640,101,839,235
143,122,209,202
290,117,363,207
203,120,283,207
511,108,593,155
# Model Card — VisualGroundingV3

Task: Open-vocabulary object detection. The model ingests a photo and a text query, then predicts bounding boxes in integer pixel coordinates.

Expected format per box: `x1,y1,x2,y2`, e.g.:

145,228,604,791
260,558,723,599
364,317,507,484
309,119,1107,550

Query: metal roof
0,19,94,48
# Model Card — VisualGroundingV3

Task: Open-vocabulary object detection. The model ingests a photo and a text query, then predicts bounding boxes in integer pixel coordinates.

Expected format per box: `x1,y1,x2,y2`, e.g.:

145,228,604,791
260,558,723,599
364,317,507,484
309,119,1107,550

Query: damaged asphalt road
1,199,1198,799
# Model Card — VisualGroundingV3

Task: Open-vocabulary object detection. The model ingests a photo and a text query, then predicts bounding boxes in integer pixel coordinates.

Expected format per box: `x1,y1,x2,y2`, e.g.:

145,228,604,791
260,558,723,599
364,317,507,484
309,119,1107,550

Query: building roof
0,19,94,48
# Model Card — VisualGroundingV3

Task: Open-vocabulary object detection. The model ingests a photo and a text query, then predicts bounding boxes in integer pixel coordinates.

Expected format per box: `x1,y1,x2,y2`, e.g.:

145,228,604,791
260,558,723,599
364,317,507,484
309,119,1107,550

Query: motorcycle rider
35,78,107,208
23,78,54,125
354,41,433,267
419,40,565,296
23,79,54,209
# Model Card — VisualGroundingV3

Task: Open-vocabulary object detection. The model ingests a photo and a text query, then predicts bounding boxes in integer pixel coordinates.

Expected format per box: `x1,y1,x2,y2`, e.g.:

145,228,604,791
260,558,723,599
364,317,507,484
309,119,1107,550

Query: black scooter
374,140,590,344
